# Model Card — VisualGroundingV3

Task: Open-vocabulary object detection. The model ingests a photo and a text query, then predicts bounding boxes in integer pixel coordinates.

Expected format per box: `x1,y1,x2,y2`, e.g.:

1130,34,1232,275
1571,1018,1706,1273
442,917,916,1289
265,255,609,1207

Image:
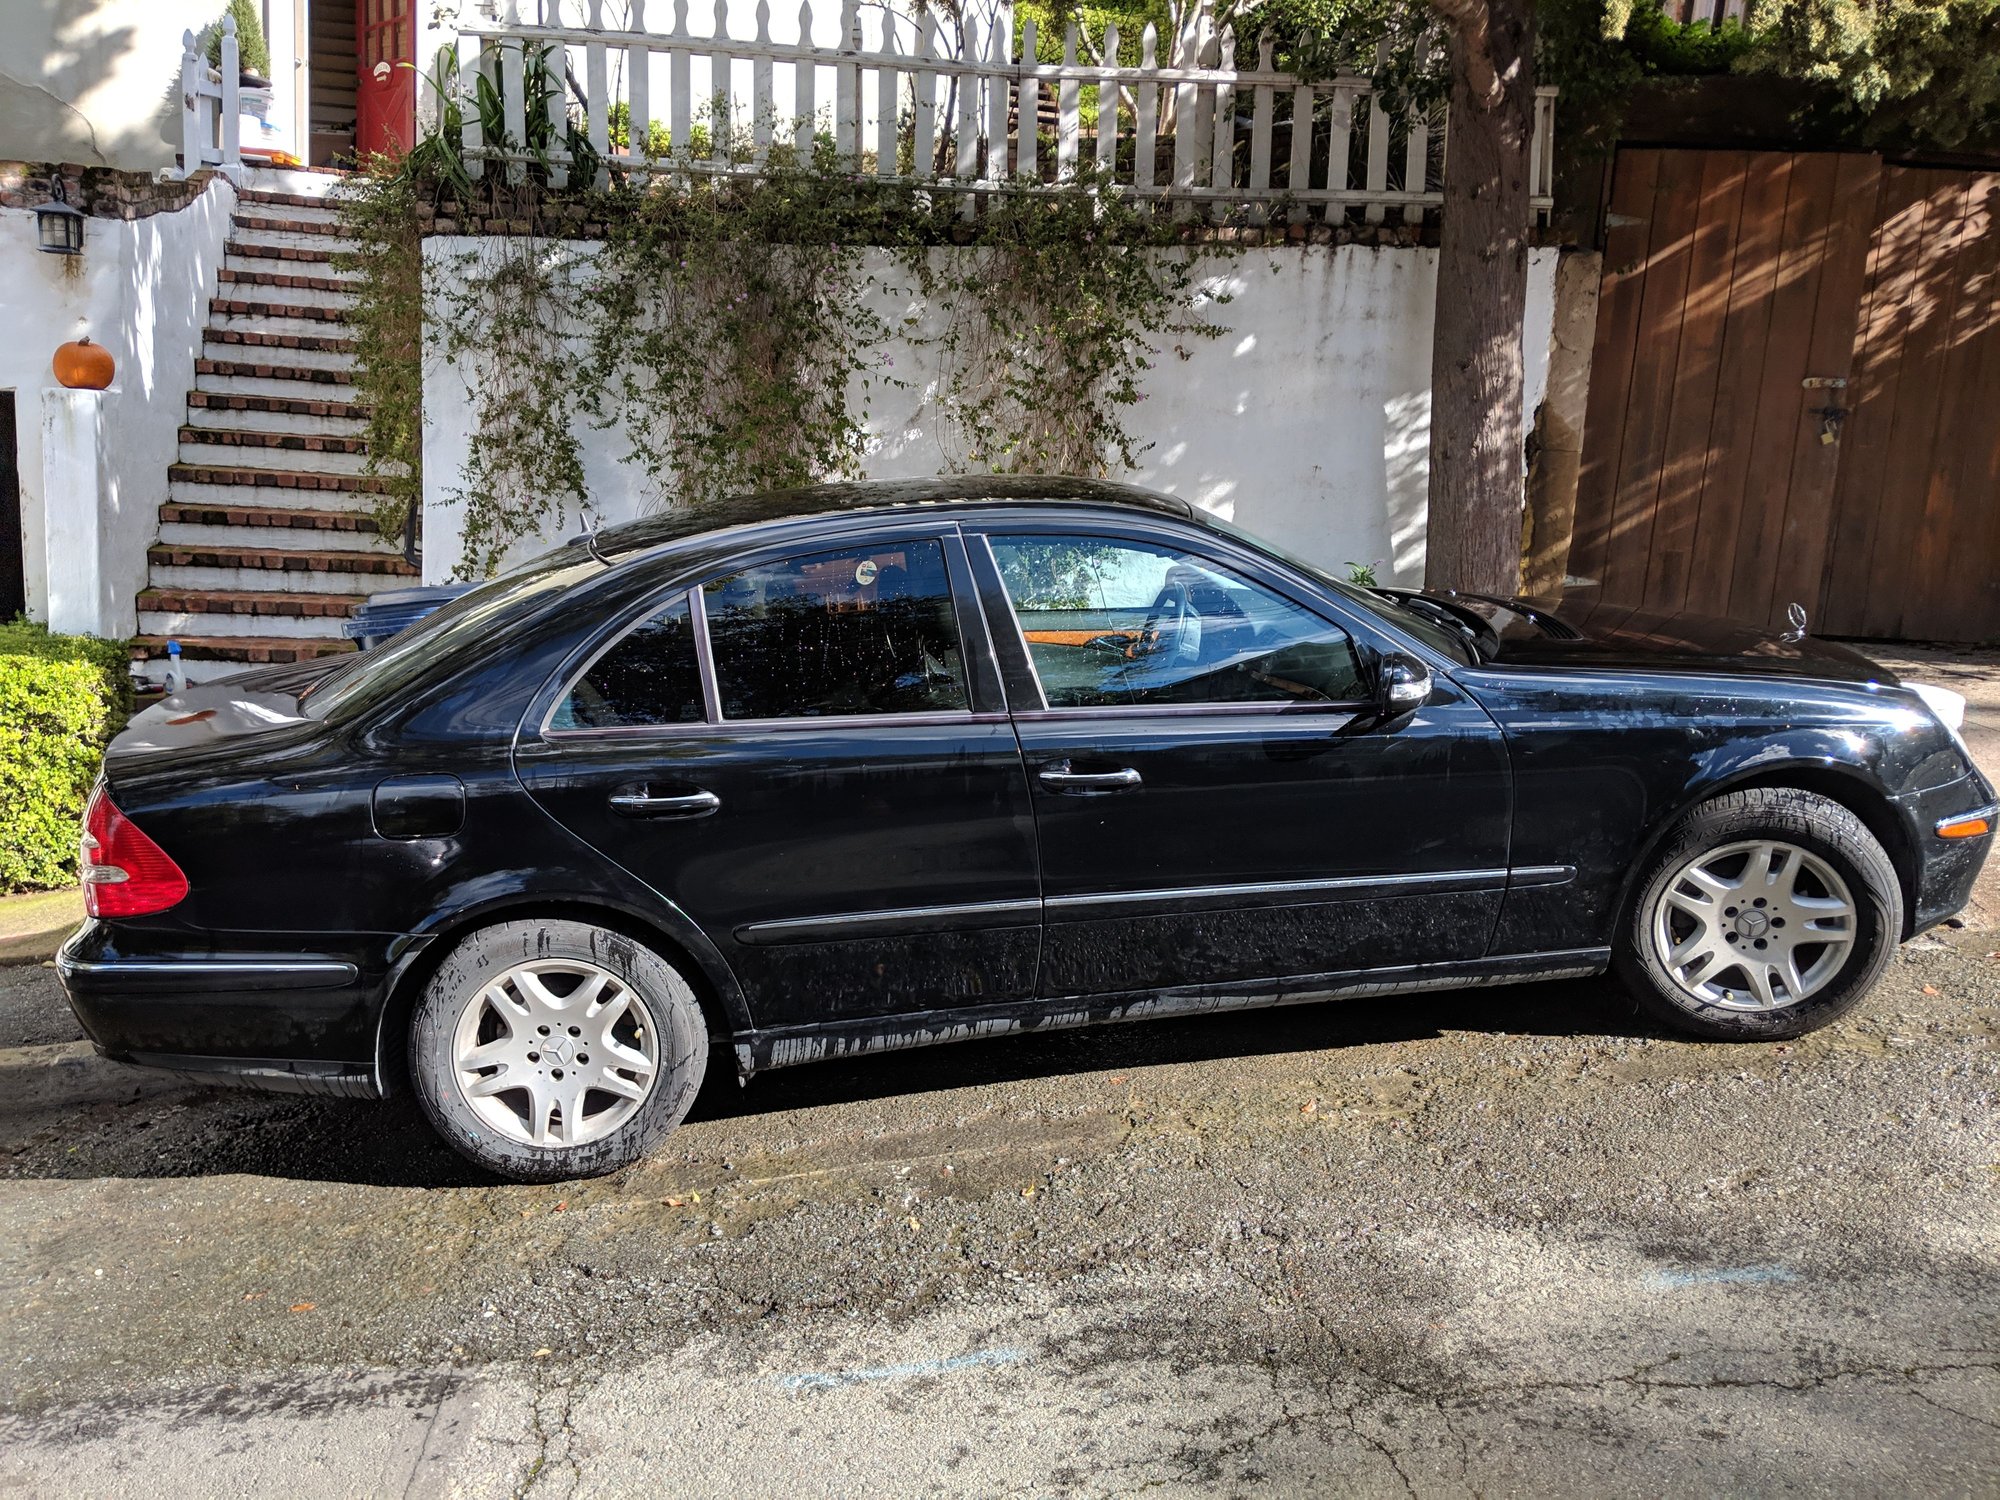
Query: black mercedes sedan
60,478,1994,1181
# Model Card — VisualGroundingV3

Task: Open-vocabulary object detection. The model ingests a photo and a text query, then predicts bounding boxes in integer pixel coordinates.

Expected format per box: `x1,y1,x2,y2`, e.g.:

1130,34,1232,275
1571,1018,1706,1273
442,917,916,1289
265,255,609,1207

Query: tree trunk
1424,0,1536,595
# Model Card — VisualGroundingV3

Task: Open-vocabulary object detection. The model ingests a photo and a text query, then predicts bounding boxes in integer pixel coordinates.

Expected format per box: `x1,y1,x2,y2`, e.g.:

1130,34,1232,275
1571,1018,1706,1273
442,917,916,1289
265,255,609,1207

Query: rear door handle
608,787,721,818
1038,763,1143,792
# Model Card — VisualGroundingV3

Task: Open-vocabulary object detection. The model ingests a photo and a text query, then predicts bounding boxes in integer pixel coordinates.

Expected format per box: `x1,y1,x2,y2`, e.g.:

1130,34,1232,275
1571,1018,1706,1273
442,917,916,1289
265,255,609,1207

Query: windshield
301,550,599,721
1194,513,1477,664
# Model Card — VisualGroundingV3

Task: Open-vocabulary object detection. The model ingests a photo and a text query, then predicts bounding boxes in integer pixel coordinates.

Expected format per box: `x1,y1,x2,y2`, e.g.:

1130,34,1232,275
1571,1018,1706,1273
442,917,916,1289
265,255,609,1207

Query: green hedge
0,623,132,893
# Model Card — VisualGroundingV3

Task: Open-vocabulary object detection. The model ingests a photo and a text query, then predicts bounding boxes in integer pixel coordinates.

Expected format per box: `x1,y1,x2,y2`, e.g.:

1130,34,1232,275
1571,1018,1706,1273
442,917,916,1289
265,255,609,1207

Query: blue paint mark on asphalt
1649,1265,1800,1289
777,1346,1028,1392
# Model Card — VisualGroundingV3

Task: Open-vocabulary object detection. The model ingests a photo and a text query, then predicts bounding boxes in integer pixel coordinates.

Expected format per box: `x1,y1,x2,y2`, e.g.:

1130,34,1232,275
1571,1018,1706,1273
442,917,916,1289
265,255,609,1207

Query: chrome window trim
536,587,707,741
538,531,985,741
543,709,1007,740
688,580,722,724
1011,701,1369,724
977,533,1049,711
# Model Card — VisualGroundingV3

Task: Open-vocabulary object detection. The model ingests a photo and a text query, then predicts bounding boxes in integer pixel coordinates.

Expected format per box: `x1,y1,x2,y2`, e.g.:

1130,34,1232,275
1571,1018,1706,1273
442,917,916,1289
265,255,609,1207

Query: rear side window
552,593,704,730
703,539,968,719
986,534,1364,708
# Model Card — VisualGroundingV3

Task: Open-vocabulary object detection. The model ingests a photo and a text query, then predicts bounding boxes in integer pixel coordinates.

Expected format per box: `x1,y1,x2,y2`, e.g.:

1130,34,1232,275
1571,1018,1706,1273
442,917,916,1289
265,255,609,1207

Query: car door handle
608,788,721,818
1038,764,1143,791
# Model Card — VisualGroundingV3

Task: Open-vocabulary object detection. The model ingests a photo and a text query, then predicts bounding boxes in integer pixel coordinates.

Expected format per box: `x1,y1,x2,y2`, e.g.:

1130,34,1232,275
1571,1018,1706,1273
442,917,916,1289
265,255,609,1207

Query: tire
1614,787,1903,1041
410,918,710,1181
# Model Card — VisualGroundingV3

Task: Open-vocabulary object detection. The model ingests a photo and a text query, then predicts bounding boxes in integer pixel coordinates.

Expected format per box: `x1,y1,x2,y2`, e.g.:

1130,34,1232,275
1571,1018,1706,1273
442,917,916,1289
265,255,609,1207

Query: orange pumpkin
52,338,114,391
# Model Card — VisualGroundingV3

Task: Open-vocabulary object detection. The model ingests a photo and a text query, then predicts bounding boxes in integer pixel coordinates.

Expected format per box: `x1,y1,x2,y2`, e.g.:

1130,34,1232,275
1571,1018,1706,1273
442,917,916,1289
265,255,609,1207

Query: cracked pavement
0,908,1995,1496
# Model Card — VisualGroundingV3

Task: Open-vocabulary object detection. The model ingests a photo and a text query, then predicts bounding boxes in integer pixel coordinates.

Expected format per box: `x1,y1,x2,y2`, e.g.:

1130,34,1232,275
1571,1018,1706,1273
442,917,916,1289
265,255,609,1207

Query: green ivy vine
339,95,1232,578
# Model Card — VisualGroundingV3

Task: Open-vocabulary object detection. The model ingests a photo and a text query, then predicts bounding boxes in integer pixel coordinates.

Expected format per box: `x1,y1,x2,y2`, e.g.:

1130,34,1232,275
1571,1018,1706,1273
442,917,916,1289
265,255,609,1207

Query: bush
0,623,132,894
207,0,272,80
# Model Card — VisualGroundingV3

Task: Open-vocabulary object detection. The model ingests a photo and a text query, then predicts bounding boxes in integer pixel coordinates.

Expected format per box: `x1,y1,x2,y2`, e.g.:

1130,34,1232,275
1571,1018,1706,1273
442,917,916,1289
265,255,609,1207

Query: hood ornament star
1782,601,1809,642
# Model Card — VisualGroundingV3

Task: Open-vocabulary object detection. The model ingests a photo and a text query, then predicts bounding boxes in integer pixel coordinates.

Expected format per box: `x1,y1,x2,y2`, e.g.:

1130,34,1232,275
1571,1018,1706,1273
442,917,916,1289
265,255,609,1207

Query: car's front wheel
1616,787,1903,1040
410,918,710,1181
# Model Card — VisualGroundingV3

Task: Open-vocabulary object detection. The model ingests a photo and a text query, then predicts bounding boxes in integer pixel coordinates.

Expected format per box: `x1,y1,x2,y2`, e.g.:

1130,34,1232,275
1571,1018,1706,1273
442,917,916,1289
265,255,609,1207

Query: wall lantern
36,179,85,256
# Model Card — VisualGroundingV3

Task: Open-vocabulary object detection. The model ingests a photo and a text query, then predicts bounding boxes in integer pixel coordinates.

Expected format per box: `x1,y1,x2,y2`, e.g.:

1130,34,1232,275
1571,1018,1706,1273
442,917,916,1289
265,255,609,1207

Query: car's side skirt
735,947,1612,1074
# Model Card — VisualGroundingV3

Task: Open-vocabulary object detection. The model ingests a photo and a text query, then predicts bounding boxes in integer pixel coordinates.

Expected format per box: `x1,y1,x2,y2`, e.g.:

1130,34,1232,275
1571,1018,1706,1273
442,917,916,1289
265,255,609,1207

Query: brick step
186,391,368,422
235,190,343,217
232,212,348,237
149,542,416,577
168,462,385,494
159,501,386,534
196,357,354,385
225,240,342,266
176,425,367,456
202,328,357,357
199,336,354,376
130,635,356,664
217,266,355,297
209,297,351,326
138,587,364,620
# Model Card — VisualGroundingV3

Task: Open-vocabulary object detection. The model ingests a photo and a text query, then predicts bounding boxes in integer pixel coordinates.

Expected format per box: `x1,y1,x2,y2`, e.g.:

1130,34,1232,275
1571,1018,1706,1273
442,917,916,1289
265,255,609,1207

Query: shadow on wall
2,0,185,171
1132,249,1437,588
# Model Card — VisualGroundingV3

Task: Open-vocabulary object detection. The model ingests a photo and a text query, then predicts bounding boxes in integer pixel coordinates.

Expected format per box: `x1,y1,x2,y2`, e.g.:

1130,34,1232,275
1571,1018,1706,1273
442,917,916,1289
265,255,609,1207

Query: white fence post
443,7,1558,222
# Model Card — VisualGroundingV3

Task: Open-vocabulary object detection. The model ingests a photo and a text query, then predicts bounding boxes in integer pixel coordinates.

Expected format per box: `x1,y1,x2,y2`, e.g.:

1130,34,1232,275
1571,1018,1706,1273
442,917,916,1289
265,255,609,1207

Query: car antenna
585,524,610,567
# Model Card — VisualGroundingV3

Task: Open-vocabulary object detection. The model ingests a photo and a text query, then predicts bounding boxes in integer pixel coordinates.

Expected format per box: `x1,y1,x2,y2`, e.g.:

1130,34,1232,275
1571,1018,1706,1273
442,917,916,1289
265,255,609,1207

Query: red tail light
81,786,188,919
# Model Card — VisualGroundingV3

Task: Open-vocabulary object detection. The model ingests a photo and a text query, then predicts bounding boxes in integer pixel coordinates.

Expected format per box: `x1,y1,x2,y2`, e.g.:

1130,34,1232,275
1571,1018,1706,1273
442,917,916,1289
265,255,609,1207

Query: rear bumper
56,921,396,1093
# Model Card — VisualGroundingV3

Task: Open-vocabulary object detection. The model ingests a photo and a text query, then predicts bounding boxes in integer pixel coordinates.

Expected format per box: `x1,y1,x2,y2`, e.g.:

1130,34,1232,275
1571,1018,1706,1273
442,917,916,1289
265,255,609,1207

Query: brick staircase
133,172,413,685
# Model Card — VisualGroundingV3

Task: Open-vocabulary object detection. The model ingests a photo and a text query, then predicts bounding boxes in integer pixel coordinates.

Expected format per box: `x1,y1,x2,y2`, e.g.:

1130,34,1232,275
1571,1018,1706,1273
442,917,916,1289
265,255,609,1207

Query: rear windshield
301,550,598,721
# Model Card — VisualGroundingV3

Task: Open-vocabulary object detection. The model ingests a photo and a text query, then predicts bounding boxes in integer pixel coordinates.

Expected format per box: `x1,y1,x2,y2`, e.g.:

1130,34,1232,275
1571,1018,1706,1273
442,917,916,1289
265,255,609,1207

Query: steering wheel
1137,581,1199,664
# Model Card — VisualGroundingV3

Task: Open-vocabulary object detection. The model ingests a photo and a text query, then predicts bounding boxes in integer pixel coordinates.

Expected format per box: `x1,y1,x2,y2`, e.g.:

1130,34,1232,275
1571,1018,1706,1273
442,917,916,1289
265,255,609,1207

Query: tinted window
987,535,1364,708
704,539,968,720
553,592,705,730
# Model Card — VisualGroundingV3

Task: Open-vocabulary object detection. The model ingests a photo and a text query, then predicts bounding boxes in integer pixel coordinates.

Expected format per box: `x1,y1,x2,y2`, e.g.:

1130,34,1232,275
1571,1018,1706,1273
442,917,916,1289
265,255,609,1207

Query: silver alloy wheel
1648,838,1858,1012
450,959,660,1148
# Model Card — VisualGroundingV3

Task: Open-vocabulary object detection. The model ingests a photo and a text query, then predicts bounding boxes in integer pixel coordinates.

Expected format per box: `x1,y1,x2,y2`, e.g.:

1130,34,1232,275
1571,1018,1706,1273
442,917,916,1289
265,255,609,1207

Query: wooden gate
1571,148,2000,642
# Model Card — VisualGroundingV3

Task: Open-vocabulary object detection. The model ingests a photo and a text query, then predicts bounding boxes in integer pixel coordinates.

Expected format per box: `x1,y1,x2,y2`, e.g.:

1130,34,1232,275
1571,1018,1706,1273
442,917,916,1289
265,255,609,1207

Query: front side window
704,539,969,720
987,534,1364,709
553,592,704,730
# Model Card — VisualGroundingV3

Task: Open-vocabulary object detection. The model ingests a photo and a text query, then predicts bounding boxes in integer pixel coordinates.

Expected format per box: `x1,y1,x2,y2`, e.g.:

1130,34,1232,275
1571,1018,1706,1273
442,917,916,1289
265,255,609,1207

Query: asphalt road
1,917,1996,1497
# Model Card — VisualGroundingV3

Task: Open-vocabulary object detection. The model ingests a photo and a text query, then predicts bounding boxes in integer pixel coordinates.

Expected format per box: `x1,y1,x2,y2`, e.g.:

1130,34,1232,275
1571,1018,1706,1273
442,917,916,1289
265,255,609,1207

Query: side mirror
1377,653,1432,717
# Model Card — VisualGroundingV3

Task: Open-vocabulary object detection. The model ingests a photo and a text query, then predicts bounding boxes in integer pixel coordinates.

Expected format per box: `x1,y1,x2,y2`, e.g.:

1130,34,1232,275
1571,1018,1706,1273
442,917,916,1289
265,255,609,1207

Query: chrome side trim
59,959,358,977
1045,867,1512,914
1507,864,1578,887
57,956,361,992
736,897,1042,946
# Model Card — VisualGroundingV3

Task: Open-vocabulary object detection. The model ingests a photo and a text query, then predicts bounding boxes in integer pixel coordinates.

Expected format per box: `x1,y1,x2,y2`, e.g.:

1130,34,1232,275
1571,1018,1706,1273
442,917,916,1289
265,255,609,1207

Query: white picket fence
456,0,1557,223
178,15,244,180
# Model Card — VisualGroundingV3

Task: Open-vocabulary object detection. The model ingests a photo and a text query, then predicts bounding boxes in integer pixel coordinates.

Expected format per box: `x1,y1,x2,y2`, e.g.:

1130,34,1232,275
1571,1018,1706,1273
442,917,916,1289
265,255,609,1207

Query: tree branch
1426,0,1505,108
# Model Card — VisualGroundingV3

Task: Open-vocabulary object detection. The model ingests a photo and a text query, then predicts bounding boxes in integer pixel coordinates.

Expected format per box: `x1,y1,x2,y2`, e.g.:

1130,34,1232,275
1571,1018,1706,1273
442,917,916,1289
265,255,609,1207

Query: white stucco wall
422,239,1557,586
1,175,235,633
0,1,219,173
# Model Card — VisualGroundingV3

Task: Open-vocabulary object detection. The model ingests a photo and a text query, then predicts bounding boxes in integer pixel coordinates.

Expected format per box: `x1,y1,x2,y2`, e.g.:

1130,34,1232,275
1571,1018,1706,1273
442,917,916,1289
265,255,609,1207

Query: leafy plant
1345,559,1380,586
0,622,130,893
206,0,271,79
339,66,1232,577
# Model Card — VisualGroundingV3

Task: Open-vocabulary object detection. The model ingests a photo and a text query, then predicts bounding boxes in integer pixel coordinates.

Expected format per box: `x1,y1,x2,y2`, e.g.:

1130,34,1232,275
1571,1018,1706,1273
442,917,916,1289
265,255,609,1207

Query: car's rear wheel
1615,787,1902,1040
410,918,709,1181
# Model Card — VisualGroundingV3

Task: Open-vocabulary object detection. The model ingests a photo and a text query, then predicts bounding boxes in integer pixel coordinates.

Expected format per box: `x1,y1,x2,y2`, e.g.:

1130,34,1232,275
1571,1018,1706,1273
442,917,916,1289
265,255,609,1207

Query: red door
355,0,416,157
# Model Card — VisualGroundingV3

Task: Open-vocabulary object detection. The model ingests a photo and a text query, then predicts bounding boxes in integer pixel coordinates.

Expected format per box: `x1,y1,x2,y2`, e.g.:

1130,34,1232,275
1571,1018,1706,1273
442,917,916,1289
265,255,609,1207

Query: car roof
583,476,1195,560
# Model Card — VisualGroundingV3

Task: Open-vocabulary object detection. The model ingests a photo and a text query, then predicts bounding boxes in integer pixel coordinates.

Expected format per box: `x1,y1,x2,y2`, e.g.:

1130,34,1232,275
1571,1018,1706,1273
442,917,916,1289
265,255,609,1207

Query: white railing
179,15,243,179
456,0,1556,223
